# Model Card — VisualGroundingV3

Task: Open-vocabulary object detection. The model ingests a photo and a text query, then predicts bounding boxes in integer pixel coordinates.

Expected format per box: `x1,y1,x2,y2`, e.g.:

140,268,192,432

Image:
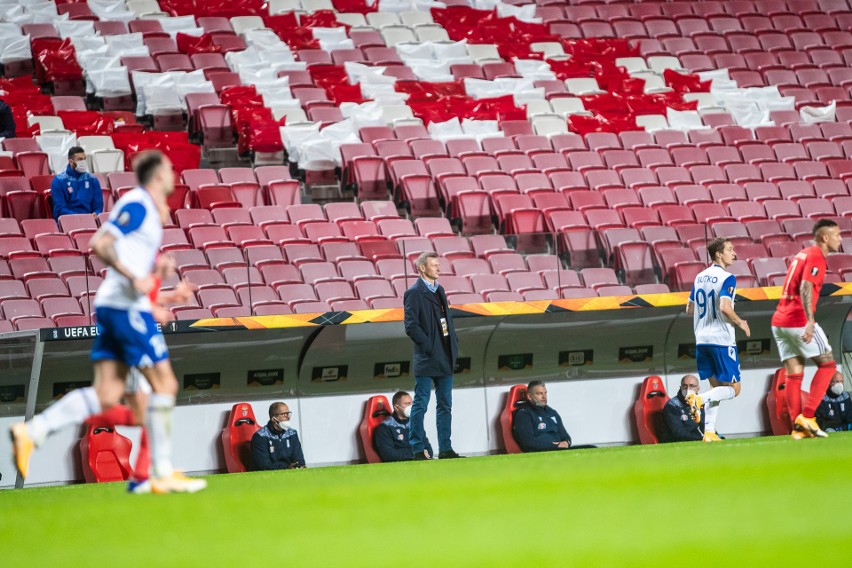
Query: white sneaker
150,472,207,494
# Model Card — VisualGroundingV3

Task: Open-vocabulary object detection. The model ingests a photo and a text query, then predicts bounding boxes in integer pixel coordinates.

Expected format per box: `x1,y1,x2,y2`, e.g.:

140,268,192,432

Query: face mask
403,405,412,418
831,383,844,396
74,160,88,173
276,419,291,431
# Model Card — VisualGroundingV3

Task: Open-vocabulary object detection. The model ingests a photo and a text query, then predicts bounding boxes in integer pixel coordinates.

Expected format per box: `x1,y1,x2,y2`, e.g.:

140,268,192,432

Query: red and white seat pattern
2,0,852,331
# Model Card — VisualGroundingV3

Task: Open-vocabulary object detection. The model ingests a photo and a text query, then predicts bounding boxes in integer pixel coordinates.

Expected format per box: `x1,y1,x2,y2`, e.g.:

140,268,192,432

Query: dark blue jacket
50,165,103,221
251,422,306,470
0,100,15,139
373,414,434,462
512,401,572,452
662,393,705,442
815,390,852,432
403,277,458,377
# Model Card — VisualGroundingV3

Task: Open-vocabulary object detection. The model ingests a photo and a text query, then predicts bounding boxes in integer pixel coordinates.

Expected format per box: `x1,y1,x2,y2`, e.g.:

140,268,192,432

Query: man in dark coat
403,251,463,460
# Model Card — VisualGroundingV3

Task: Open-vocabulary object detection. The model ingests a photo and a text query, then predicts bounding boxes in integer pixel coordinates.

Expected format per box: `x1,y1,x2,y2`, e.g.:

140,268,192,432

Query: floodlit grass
2,434,851,567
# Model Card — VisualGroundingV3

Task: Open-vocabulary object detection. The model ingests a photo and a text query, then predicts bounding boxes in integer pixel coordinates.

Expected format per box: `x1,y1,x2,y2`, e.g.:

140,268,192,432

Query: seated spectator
373,391,433,462
815,372,852,432
50,146,103,221
512,380,574,452
0,92,14,139
662,375,706,442
251,402,306,470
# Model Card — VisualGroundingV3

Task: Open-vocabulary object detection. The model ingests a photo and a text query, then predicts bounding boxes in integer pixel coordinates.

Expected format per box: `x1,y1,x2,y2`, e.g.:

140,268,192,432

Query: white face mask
831,383,844,396
402,405,412,418
276,419,291,431
74,159,88,173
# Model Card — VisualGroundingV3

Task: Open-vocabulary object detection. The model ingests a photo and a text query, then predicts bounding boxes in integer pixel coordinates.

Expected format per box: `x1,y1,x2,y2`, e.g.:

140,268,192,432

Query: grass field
2,434,851,568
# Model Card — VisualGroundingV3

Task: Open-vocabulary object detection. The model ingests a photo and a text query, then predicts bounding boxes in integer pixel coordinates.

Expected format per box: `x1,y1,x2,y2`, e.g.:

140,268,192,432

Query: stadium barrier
1,285,850,487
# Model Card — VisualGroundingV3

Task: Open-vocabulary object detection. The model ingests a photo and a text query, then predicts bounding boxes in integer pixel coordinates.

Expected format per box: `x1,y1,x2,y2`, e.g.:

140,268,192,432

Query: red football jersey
771,246,827,328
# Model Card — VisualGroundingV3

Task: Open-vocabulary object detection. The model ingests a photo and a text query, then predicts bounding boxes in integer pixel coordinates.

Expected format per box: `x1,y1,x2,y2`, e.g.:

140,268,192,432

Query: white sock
146,392,175,478
701,386,736,405
704,400,721,433
29,387,101,445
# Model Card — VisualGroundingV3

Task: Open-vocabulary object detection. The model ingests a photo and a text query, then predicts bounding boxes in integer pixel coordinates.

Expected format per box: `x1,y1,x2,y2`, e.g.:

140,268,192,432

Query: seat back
767,368,792,436
221,402,261,473
633,375,670,444
501,384,527,454
359,395,392,463
79,422,134,483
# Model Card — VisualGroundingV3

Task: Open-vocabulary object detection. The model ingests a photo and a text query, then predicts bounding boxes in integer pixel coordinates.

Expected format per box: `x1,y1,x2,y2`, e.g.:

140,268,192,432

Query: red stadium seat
633,375,670,445
767,368,793,436
359,395,393,463
79,420,135,483
221,402,262,473
500,385,527,454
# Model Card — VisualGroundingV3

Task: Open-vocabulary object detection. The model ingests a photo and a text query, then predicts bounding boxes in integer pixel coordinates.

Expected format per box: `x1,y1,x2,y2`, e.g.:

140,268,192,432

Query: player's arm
686,286,695,315
89,226,154,294
156,280,195,306
719,298,750,337
800,279,816,342
718,275,749,336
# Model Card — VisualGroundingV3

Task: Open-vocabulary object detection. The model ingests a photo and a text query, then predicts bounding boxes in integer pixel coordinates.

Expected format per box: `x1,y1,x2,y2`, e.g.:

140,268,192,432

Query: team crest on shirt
537,422,546,430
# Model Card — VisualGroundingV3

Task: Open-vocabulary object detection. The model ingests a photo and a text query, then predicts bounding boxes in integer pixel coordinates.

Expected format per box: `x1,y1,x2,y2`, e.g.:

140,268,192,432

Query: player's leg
698,347,740,440
773,326,806,431
702,378,738,440
124,370,151,493
9,319,127,478
138,359,206,493
794,323,835,438
10,382,106,478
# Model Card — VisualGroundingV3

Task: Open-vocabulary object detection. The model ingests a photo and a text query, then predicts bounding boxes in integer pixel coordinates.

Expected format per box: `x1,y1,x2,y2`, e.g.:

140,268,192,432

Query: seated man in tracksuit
373,391,434,462
815,372,852,432
512,381,574,452
50,146,104,221
251,401,306,470
662,375,706,443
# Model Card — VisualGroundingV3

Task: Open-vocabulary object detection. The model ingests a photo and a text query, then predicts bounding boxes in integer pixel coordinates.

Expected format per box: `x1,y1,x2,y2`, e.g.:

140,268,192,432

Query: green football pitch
2,434,851,568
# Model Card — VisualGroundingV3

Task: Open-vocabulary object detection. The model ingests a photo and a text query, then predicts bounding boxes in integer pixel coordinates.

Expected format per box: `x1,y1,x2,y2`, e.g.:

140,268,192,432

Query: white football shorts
772,323,831,362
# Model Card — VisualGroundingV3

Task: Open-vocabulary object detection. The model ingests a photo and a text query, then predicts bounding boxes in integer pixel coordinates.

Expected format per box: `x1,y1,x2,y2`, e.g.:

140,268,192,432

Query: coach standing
404,252,464,460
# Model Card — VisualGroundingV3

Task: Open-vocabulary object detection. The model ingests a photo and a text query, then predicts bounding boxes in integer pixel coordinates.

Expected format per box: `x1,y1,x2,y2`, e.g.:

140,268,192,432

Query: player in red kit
771,219,843,439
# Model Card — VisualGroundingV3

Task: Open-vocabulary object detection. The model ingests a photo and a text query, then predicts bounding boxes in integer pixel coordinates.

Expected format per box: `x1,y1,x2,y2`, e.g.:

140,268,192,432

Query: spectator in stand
251,402,306,470
50,146,103,221
662,375,706,443
373,391,434,462
512,381,575,452
815,372,852,433
0,92,15,139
